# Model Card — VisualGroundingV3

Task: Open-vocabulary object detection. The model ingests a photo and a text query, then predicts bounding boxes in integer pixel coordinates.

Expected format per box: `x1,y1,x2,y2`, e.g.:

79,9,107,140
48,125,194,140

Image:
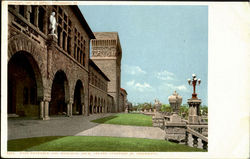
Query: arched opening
50,70,69,116
8,51,43,117
89,95,93,114
73,80,84,115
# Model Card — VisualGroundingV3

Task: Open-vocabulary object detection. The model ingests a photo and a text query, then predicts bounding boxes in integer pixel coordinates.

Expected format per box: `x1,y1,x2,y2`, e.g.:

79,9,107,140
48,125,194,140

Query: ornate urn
168,91,182,114
154,99,162,112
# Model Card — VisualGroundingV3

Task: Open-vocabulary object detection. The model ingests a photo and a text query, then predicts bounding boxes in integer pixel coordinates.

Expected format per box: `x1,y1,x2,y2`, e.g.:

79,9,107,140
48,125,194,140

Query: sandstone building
91,32,122,112
119,88,127,112
7,5,126,119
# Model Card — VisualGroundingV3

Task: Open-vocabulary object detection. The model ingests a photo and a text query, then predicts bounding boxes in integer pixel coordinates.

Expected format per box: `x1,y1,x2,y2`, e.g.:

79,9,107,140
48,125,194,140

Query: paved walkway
8,113,115,140
76,124,165,140
8,113,165,141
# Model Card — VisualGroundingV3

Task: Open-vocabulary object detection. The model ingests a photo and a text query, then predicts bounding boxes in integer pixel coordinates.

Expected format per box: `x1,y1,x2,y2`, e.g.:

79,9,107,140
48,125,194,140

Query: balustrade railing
186,127,208,150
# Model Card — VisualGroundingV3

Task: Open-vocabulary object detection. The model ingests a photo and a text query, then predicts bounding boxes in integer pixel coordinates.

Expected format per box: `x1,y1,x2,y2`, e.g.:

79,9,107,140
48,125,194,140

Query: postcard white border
1,1,250,158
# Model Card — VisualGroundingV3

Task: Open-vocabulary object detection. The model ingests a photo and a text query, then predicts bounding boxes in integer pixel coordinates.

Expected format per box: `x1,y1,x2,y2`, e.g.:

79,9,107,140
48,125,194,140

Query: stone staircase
186,126,208,150
152,113,208,150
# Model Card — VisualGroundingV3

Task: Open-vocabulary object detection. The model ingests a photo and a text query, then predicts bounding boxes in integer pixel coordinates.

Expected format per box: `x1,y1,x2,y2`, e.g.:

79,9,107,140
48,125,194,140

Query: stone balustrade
152,117,165,128
188,125,208,137
186,127,208,150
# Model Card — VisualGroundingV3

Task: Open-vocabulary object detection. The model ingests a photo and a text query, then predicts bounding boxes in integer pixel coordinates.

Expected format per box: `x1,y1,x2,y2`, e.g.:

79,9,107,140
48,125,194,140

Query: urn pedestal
187,98,202,124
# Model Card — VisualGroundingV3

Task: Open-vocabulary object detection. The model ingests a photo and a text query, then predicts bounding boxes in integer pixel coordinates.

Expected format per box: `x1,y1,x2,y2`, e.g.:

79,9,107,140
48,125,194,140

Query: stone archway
50,70,69,116
73,80,84,115
8,51,44,117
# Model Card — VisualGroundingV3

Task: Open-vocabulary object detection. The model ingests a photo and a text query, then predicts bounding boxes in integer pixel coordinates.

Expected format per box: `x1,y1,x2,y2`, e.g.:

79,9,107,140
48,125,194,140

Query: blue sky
79,5,208,106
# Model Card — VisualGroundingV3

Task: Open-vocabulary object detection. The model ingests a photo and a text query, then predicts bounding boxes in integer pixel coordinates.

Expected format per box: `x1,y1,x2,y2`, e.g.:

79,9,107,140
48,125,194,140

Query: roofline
89,59,110,81
71,6,95,39
120,88,127,95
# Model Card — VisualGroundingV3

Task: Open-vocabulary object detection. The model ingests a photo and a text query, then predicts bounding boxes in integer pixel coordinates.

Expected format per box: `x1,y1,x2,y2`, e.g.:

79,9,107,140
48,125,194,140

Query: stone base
48,34,58,39
170,113,182,123
188,115,200,124
165,124,187,143
165,134,186,143
8,114,19,117
42,117,50,120
165,120,187,143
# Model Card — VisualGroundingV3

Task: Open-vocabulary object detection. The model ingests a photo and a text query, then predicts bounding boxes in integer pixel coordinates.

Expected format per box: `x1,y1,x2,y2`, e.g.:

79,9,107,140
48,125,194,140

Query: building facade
91,32,122,113
7,5,124,119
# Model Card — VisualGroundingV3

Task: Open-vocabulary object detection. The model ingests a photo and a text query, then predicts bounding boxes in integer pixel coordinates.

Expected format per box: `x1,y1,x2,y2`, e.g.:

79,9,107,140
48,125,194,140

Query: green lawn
8,136,205,152
91,113,153,126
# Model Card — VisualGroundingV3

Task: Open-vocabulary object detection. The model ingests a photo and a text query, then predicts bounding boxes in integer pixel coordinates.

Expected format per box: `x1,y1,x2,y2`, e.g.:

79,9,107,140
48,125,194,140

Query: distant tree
179,105,189,119
200,105,208,115
161,104,172,113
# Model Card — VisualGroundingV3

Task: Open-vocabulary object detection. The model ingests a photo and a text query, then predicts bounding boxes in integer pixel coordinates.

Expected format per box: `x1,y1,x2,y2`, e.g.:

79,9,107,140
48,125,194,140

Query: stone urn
154,99,162,112
168,91,182,114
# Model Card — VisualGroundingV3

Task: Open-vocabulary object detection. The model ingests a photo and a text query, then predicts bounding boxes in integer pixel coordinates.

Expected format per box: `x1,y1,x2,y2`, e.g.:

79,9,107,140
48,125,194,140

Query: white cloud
156,70,175,81
126,80,152,92
163,83,188,92
124,65,146,75
126,80,135,86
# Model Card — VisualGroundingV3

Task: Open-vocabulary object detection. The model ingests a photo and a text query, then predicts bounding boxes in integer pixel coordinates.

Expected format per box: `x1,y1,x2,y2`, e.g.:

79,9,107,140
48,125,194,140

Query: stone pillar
59,31,63,48
164,91,186,143
64,35,68,51
26,6,31,21
44,100,50,120
40,100,44,119
187,99,201,124
47,34,57,79
67,102,73,117
43,8,48,35
34,6,39,27
82,104,85,115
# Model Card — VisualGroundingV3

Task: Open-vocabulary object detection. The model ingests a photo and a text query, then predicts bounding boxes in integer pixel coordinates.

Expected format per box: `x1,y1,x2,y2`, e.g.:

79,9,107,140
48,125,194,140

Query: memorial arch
50,70,70,116
8,51,44,117
73,80,84,115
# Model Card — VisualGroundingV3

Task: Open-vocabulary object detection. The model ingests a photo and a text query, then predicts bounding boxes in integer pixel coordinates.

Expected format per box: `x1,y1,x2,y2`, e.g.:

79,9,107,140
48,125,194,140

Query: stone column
47,35,57,79
59,31,63,48
67,101,73,117
26,6,31,21
187,99,201,124
81,104,85,115
44,99,50,120
34,6,39,27
43,8,48,35
64,35,68,51
40,100,44,119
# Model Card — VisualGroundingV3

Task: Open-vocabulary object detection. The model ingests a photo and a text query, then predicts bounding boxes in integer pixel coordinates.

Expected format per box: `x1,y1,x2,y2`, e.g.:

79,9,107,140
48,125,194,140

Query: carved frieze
92,47,116,57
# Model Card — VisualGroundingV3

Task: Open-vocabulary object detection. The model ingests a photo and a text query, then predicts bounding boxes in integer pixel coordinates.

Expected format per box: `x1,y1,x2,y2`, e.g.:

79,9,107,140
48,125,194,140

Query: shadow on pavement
91,115,118,123
7,113,117,140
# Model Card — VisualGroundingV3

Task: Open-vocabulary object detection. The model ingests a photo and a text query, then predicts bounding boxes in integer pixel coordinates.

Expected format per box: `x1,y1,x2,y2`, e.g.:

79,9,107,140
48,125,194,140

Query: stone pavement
8,113,115,140
75,124,166,140
8,113,165,141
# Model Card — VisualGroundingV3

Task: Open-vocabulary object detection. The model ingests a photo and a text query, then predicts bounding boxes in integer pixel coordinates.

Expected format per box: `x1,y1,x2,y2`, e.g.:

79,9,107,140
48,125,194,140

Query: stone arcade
7,5,127,119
